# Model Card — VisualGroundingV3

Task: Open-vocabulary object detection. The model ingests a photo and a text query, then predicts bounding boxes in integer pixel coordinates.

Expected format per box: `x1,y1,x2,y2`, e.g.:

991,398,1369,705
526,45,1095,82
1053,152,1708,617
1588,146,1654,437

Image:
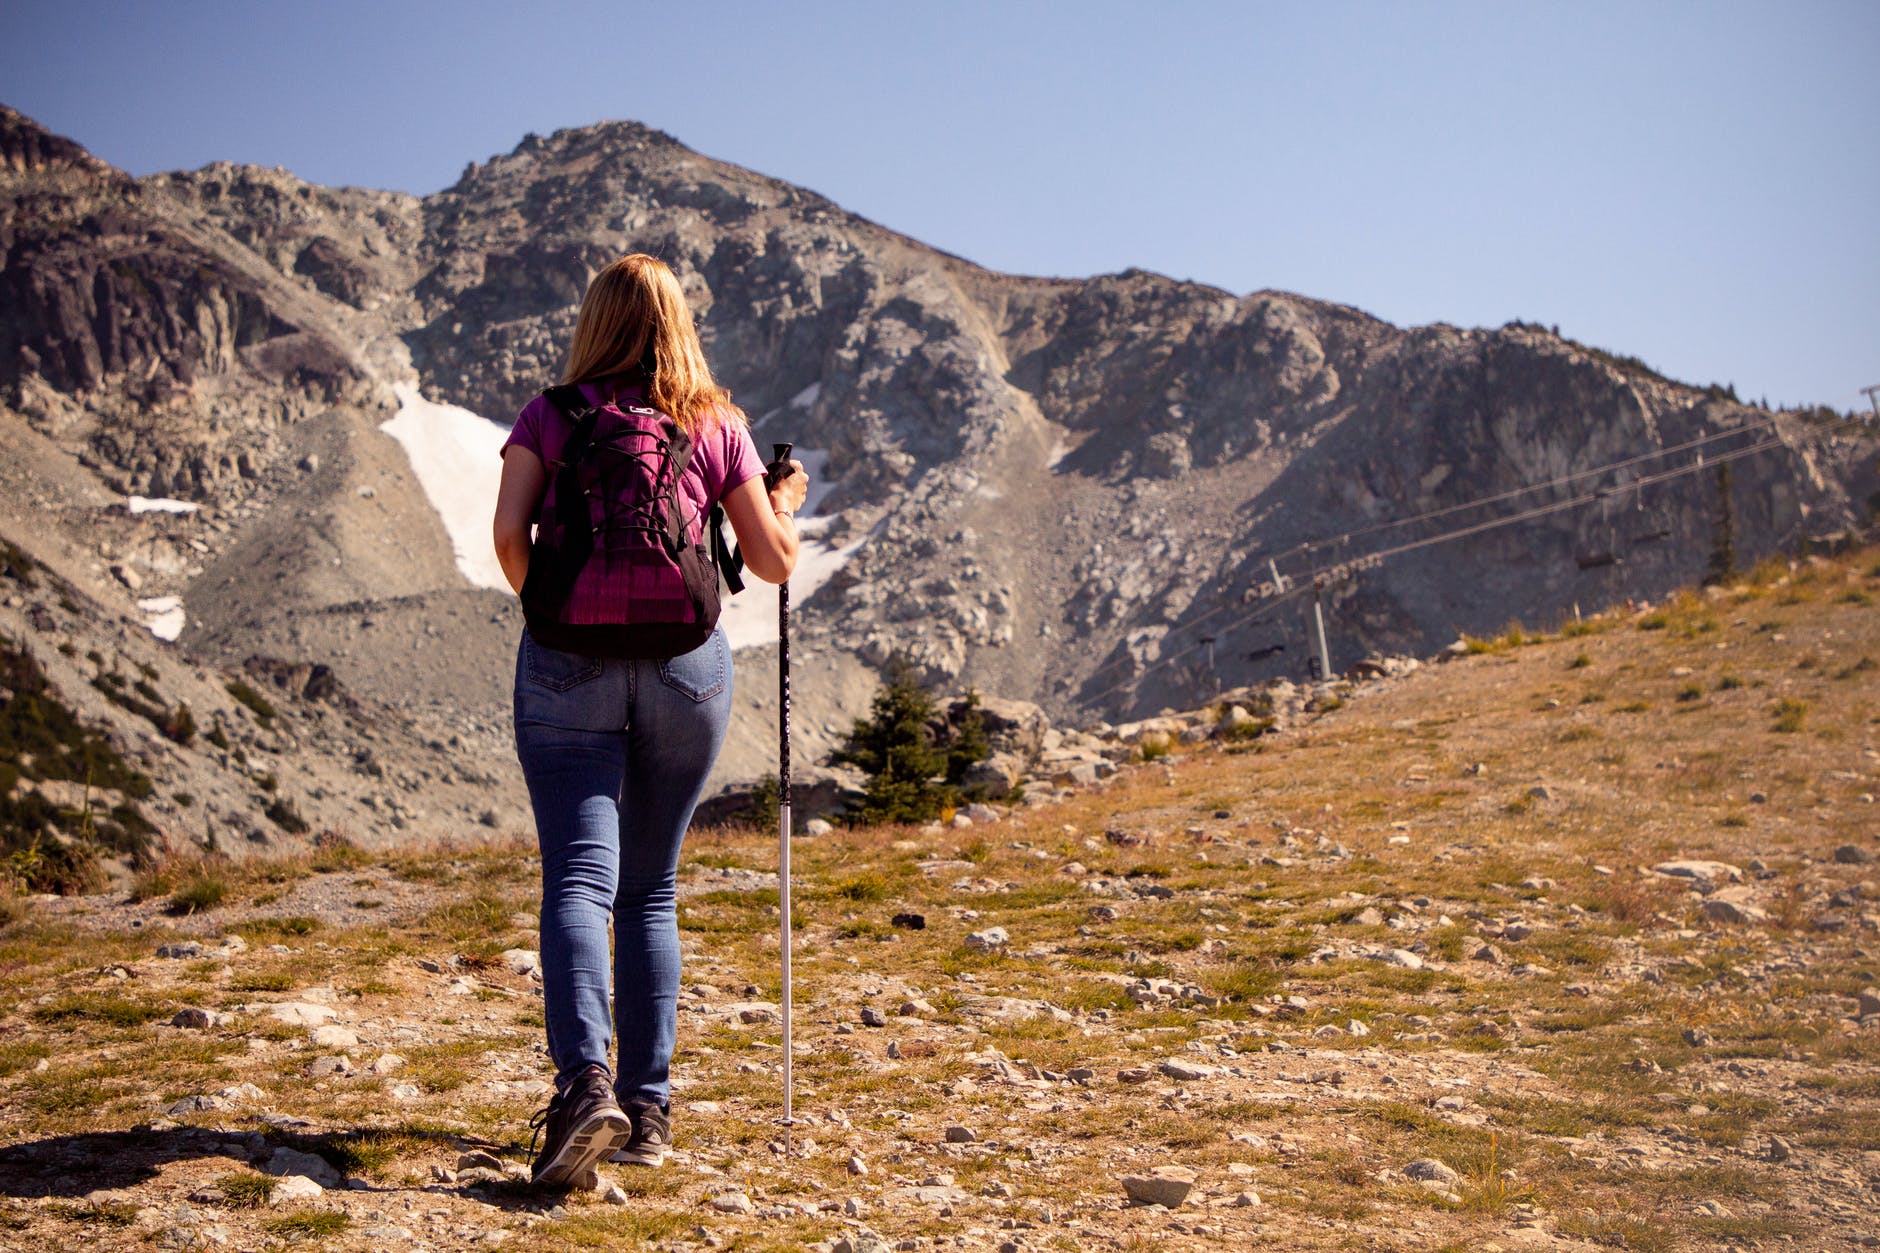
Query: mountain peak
0,105,116,178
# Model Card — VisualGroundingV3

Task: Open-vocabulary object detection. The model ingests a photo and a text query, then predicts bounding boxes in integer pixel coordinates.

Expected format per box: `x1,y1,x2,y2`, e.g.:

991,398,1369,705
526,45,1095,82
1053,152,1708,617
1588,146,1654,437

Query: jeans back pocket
656,629,729,703
525,633,603,692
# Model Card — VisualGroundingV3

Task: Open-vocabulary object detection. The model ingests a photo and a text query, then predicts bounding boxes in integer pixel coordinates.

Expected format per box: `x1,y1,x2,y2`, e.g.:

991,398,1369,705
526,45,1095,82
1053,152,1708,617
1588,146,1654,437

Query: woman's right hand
769,459,809,516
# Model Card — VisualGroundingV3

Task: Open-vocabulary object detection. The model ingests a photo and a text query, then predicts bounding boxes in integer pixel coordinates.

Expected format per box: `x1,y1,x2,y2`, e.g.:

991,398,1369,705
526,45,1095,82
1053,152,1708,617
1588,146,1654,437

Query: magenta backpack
519,384,744,658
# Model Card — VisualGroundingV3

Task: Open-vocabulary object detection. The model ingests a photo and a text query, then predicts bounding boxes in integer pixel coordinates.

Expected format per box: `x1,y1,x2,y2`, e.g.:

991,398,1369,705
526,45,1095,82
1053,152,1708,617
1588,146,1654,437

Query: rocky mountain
0,103,1873,874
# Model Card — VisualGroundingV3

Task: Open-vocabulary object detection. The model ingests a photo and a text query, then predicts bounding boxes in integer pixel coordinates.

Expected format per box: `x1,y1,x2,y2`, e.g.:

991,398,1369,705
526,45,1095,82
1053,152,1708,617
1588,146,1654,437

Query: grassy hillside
0,550,1875,1252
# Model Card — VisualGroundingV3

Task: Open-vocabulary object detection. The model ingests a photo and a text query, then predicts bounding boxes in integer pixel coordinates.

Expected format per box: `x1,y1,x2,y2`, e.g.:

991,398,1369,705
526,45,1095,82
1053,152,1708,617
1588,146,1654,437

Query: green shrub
169,872,228,915
218,1171,276,1208
1770,698,1807,733
225,679,276,726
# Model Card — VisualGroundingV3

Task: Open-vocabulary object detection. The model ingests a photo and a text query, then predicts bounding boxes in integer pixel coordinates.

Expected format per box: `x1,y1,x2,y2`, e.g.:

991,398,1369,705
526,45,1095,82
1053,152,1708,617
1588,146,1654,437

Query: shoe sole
533,1109,631,1189
609,1142,669,1166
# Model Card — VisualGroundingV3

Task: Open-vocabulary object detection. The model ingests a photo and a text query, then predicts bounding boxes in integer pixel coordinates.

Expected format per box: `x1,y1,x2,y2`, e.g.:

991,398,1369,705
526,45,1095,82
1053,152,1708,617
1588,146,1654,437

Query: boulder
1651,860,1743,892
962,752,1025,799
1120,1165,1196,1207
954,695,1049,758
264,1148,341,1188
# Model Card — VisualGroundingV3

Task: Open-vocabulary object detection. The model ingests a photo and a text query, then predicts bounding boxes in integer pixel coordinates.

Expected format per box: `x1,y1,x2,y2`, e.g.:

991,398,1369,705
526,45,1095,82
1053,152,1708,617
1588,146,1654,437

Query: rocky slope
0,104,1874,870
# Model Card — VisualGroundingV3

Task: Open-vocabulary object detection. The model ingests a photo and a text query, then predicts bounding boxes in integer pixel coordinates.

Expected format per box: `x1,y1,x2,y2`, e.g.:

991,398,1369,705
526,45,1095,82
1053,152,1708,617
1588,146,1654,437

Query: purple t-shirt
501,377,765,543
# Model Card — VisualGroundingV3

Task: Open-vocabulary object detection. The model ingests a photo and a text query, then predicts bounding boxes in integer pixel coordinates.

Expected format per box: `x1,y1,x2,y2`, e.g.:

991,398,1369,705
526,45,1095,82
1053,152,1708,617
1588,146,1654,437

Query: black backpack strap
658,421,699,558
523,385,604,617
711,503,745,595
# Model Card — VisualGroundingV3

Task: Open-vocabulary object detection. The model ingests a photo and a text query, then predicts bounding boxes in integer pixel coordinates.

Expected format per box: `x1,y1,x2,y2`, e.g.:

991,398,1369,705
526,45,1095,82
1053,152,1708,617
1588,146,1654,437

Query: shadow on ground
0,1123,564,1212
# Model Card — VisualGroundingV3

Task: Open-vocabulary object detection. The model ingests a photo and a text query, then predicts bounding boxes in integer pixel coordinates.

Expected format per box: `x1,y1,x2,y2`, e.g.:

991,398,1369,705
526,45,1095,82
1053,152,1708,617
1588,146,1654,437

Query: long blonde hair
561,254,745,433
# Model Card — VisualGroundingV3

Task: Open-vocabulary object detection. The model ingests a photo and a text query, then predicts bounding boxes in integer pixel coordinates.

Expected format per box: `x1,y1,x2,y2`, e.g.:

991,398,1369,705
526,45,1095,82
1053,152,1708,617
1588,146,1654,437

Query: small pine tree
834,658,954,825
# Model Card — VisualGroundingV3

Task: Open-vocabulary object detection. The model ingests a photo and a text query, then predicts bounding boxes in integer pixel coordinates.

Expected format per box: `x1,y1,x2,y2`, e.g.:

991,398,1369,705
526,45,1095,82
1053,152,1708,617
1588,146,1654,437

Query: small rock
832,1234,892,1253
457,1150,504,1172
310,1024,359,1049
1651,860,1743,891
860,1007,886,1028
157,942,206,959
307,1055,352,1078
898,998,935,1017
165,1094,227,1116
1695,1199,1731,1218
1766,1135,1793,1162
847,1153,868,1176
266,1002,337,1027
1683,1027,1714,1048
890,912,926,930
1378,948,1424,969
710,1191,757,1215
1836,845,1876,865
1470,943,1503,964
269,1175,324,1204
965,927,1009,951
804,818,835,836
501,949,542,977
1855,988,1880,1018
1120,1165,1196,1208
599,1181,629,1205
169,1008,225,1030
265,1147,341,1188
1702,898,1768,925
1403,1158,1462,1186
368,1053,405,1075
1118,1067,1153,1084
1158,1059,1217,1081
944,1126,976,1144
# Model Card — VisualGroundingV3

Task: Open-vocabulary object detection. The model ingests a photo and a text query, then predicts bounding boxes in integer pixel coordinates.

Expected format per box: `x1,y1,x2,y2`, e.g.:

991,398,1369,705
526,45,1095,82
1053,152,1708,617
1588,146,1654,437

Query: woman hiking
492,253,808,1189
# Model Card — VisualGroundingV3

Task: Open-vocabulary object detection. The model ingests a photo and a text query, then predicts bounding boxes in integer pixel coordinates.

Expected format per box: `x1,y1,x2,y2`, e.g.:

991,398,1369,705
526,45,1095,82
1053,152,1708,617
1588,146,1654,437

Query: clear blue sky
5,0,1876,410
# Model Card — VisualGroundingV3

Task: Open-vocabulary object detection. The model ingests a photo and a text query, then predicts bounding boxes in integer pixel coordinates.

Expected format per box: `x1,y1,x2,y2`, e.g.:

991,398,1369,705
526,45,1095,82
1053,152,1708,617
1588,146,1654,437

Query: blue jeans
512,626,733,1106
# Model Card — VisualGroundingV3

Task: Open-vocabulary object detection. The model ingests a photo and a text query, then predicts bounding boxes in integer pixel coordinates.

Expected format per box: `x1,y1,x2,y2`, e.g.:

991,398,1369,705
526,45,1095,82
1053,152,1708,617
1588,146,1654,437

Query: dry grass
0,549,1875,1250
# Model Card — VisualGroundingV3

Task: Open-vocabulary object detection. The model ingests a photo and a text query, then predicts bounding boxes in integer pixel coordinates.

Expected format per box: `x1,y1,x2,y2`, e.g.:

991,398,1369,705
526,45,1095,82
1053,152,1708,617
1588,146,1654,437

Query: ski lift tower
1861,384,1880,423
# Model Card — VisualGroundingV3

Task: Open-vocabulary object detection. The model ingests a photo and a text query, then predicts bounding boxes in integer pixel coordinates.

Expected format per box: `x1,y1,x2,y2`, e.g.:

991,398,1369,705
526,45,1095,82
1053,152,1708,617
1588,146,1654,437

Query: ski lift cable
1075,412,1868,701
1275,412,1799,565
1289,431,1793,582
1079,584,1314,708
1081,428,1807,706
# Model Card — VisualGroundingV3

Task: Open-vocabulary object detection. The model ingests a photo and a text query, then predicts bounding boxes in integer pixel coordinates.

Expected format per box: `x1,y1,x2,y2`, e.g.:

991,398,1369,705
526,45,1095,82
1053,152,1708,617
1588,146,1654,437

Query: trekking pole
767,443,796,1157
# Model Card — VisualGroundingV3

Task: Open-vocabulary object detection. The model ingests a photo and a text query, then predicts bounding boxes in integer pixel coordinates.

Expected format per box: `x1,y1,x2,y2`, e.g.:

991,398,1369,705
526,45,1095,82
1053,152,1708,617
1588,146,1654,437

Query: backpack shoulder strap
711,504,745,595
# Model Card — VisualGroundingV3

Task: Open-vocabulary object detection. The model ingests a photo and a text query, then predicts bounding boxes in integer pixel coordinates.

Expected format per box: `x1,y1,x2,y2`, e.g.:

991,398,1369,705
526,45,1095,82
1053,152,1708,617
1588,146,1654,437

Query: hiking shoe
610,1097,671,1166
529,1065,630,1189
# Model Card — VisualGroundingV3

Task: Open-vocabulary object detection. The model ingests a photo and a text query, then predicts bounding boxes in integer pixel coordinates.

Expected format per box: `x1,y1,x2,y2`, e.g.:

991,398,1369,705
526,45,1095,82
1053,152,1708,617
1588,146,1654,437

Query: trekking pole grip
765,443,795,491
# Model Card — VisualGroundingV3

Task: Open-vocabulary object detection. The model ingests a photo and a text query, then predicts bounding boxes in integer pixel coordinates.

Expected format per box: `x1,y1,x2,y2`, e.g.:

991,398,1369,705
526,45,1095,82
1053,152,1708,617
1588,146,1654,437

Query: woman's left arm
493,447,548,594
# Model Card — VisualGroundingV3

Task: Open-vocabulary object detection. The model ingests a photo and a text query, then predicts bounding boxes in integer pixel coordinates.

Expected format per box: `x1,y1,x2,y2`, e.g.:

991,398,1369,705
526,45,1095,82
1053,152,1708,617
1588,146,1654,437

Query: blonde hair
561,254,745,433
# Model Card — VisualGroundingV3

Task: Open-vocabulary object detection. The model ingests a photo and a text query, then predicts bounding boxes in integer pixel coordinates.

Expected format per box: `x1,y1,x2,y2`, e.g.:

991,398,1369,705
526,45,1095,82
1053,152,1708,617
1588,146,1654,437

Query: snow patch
719,447,864,652
381,383,509,590
137,596,186,641
127,496,200,515
380,385,864,645
789,382,821,410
